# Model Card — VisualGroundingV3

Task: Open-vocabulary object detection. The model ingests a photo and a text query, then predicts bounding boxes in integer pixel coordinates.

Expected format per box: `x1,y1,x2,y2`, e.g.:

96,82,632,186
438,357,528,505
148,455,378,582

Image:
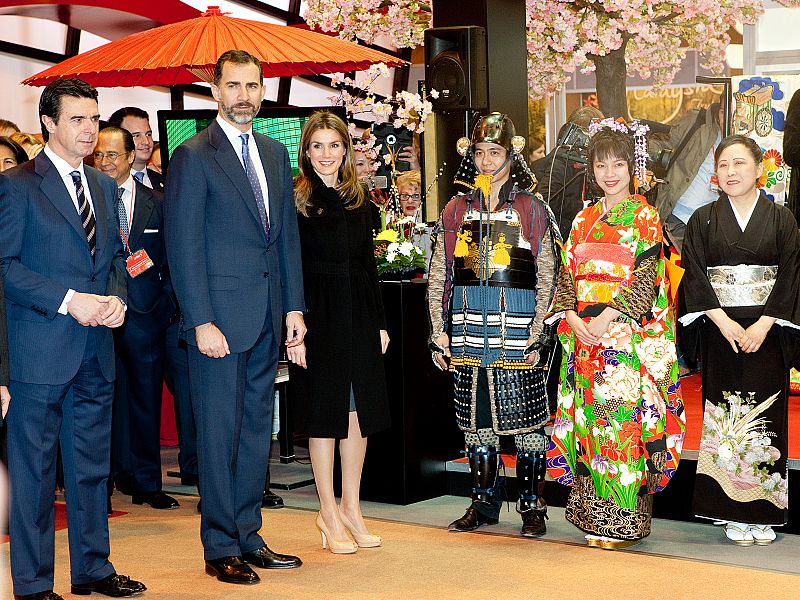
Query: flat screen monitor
156,106,346,176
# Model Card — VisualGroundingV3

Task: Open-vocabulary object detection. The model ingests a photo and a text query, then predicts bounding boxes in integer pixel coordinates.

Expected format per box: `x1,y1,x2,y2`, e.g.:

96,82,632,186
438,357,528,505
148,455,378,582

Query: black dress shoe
14,592,64,600
204,556,260,584
261,489,284,509
180,474,199,486
242,544,302,569
448,504,499,532
71,573,146,597
131,491,180,510
520,506,548,538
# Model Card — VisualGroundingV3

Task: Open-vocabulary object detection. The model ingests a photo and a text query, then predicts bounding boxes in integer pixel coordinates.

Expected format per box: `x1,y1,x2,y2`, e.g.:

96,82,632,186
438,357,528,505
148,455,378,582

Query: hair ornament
588,117,651,191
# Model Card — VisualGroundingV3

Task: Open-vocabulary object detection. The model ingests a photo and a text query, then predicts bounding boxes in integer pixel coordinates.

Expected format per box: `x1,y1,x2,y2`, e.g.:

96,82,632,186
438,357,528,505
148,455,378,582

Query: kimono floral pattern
547,196,686,512
698,391,788,509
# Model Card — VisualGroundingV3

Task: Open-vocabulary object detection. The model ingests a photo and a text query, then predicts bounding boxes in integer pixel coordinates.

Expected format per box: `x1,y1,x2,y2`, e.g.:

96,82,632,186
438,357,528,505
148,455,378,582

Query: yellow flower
375,229,398,242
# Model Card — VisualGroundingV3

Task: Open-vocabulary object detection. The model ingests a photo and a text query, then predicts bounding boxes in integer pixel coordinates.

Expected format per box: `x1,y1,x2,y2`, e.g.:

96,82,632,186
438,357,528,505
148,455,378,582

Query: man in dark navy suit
165,50,306,585
95,126,179,512
0,79,145,600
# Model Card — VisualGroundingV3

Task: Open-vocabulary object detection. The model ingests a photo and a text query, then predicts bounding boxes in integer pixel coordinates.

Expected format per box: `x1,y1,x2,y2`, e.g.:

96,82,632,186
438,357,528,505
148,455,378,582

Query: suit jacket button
91,276,97,282
263,272,269,278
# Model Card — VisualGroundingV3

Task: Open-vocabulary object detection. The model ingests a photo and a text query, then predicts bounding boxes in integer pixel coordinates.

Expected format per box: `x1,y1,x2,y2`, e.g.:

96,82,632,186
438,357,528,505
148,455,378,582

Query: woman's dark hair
0,136,30,166
586,128,636,196
714,134,762,166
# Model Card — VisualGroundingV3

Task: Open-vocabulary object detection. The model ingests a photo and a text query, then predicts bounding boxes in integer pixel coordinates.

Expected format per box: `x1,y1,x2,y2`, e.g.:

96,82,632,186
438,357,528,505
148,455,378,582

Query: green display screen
157,107,344,177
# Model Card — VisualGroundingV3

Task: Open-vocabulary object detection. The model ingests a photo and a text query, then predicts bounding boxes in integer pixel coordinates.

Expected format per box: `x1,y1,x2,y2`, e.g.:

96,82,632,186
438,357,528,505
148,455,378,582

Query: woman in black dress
288,111,390,554
681,134,800,545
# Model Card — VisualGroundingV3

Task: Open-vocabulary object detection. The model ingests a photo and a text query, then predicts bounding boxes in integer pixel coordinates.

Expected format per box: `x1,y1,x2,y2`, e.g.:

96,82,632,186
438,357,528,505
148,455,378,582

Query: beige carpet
2,495,799,599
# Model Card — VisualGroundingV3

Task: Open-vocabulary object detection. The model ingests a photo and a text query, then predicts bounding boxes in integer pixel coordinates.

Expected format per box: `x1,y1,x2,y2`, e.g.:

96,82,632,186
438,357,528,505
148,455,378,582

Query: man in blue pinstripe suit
0,79,145,600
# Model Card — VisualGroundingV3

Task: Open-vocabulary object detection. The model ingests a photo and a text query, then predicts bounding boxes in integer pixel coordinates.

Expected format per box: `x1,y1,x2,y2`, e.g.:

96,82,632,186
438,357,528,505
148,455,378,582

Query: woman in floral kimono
547,121,686,549
680,134,800,546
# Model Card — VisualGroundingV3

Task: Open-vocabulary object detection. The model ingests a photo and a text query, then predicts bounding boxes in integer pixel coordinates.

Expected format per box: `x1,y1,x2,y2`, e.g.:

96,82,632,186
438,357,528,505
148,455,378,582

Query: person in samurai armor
427,112,560,537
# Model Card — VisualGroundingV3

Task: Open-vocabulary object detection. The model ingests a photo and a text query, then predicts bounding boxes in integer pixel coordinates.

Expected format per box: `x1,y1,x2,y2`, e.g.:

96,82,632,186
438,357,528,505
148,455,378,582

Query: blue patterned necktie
132,171,144,184
240,133,271,243
70,171,96,257
116,187,129,244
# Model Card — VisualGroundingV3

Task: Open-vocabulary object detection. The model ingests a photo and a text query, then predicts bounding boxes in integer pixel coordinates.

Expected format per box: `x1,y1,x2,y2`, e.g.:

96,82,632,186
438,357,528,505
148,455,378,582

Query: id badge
126,248,154,278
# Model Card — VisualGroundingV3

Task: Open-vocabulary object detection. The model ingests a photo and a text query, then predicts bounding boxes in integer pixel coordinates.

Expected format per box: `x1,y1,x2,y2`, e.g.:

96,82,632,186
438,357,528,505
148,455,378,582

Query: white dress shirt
215,116,270,219
44,145,96,314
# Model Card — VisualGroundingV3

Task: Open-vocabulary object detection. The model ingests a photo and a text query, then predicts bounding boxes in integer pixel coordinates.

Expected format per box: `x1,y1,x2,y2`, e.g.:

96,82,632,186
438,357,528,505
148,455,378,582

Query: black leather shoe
71,574,146,597
180,474,199,486
242,544,302,569
204,556,260,584
131,491,179,510
261,489,284,509
448,504,499,532
520,506,548,538
14,592,64,600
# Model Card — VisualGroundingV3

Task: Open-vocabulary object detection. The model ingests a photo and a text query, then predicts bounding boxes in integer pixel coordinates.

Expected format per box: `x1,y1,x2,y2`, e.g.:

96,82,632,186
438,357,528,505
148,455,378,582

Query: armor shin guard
448,445,500,532
516,450,548,538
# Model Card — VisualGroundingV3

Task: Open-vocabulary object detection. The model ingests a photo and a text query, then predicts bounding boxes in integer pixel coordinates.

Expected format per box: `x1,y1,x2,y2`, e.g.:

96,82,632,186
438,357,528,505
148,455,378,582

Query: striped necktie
240,133,270,243
117,187,129,242
132,171,145,184
70,171,96,257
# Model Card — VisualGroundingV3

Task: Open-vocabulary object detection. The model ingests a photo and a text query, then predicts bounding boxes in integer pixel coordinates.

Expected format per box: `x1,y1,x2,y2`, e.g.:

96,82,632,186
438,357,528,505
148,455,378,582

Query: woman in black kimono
681,134,800,546
288,111,390,554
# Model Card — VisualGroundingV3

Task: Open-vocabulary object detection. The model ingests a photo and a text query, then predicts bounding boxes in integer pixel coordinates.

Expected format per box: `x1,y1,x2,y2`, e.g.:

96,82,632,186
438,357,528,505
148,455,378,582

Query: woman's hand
433,333,451,370
739,316,775,353
287,343,307,369
565,310,600,346
586,307,619,340
380,329,390,354
1,386,10,419
706,308,746,353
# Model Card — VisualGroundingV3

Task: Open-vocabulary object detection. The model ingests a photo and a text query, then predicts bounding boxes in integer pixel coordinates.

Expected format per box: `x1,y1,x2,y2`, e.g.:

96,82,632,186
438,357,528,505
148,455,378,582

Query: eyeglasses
398,193,421,201
93,151,122,161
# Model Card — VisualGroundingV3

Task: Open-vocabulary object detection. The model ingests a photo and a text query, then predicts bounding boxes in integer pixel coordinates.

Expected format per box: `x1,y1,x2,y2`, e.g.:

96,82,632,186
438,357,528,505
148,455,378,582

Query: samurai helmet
454,112,535,192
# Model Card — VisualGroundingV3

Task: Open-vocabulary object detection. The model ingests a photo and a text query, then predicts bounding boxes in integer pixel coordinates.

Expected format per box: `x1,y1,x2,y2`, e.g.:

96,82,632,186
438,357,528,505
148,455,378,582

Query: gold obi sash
707,264,777,307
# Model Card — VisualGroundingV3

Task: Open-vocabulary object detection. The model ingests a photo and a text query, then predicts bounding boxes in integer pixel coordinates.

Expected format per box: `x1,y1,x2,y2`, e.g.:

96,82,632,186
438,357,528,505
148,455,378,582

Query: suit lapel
208,121,267,242
128,181,154,250
254,133,282,244
36,153,86,244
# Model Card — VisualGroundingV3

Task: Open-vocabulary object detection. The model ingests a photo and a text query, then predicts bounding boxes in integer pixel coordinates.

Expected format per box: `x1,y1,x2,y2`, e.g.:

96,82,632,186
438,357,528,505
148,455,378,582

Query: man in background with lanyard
95,126,179,513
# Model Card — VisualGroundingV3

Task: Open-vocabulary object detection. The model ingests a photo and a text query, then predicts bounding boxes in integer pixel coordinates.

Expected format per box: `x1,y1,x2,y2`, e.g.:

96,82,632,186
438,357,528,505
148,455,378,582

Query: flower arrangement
373,216,427,276
700,391,787,509
303,1,432,49
330,63,436,135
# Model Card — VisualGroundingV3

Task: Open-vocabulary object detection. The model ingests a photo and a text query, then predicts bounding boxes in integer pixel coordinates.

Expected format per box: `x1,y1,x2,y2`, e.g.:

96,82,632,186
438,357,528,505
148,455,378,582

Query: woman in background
288,111,390,554
0,137,29,172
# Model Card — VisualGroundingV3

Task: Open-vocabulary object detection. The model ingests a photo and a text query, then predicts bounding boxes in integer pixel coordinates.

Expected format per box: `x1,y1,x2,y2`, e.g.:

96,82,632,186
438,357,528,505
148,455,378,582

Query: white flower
575,406,586,427
618,464,639,486
398,241,413,257
430,88,440,99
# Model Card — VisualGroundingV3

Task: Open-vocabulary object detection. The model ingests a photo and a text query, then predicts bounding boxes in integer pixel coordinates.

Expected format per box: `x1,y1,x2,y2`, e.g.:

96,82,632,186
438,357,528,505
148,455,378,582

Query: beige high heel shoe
316,513,357,554
340,512,382,548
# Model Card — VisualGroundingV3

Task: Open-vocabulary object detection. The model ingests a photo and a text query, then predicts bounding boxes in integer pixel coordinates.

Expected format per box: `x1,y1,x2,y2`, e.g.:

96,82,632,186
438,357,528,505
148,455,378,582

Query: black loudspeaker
425,26,488,111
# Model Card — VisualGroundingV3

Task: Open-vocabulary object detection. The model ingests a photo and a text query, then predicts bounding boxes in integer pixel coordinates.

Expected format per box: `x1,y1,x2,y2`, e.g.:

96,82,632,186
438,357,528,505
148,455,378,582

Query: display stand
359,279,463,505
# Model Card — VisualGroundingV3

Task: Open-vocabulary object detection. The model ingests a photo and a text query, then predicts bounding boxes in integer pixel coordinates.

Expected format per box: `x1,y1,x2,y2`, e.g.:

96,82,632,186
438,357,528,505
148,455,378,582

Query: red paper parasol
23,6,406,87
